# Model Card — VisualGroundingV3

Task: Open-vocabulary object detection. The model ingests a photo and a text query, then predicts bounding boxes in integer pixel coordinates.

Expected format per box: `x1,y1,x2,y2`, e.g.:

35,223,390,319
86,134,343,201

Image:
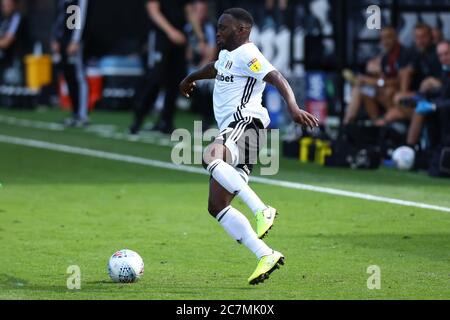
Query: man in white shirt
180,8,318,285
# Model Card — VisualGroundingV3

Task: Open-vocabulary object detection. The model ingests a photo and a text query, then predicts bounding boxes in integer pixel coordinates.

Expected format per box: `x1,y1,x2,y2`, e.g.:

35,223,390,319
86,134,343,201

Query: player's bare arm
264,70,319,129
179,62,217,98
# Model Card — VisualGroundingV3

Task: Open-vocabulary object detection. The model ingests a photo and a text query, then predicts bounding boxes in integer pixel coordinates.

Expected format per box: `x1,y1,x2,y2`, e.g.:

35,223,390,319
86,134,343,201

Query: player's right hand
179,78,196,98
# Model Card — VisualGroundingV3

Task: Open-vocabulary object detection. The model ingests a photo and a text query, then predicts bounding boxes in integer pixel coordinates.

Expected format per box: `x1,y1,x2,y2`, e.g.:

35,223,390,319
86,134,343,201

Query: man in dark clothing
129,0,203,135
0,0,26,83
184,0,217,131
406,41,450,177
381,23,442,124
52,0,89,127
400,23,442,93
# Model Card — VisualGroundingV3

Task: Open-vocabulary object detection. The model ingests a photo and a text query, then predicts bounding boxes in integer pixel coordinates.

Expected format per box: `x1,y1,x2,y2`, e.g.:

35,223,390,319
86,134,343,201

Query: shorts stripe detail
232,117,252,143
227,118,248,143
228,117,252,143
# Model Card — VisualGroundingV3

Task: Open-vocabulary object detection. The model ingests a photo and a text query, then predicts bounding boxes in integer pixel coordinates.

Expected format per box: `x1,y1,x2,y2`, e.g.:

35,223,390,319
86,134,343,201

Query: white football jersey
213,42,276,131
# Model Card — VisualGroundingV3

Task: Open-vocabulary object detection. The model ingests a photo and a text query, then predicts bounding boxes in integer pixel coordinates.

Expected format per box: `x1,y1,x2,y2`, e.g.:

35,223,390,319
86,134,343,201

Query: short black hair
223,8,254,26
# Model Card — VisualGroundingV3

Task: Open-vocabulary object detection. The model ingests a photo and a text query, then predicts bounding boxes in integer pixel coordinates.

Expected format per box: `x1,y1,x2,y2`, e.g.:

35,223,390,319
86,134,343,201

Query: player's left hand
289,106,319,129
179,77,197,98
67,42,80,56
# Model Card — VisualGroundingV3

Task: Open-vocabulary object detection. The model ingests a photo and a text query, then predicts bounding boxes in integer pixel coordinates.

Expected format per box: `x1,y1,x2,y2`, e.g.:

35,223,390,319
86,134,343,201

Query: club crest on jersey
247,58,261,72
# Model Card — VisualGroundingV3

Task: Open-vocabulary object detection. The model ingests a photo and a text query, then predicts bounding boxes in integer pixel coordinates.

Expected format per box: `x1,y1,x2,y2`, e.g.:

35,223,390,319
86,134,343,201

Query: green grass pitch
0,109,449,299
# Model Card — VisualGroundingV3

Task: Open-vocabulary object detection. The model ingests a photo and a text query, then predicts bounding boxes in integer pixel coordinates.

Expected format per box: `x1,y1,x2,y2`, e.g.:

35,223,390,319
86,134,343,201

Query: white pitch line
0,134,206,176
0,115,279,155
0,115,65,131
251,176,450,213
0,134,449,213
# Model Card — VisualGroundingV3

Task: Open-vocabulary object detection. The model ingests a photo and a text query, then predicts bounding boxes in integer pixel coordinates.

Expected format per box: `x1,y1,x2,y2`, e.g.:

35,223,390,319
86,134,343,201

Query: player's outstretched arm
179,62,217,98
264,70,319,129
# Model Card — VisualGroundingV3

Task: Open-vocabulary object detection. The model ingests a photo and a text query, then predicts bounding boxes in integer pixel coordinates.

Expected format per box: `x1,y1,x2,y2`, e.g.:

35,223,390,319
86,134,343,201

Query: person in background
432,17,444,45
129,0,204,135
184,0,217,131
377,23,441,126
343,56,381,124
432,27,443,45
406,41,450,176
343,27,410,125
0,0,25,82
51,0,89,127
263,0,288,31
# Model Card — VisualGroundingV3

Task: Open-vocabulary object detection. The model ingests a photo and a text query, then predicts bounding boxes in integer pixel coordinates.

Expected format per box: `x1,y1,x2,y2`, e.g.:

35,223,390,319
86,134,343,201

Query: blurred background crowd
0,0,449,177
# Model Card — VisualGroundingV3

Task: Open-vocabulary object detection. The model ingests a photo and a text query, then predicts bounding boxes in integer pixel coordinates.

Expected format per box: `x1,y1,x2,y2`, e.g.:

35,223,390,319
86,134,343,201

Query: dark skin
180,13,319,217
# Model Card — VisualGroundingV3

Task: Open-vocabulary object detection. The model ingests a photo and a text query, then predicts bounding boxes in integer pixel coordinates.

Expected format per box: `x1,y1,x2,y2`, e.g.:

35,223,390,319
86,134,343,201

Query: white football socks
207,159,267,214
216,206,272,259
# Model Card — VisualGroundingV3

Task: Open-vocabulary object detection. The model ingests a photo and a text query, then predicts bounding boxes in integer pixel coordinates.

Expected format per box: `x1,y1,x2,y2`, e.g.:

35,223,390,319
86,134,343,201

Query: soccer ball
392,146,415,171
108,249,144,283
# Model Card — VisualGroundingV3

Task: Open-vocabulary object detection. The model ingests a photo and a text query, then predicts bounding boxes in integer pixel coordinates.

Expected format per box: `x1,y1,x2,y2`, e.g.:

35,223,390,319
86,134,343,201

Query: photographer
406,41,450,177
